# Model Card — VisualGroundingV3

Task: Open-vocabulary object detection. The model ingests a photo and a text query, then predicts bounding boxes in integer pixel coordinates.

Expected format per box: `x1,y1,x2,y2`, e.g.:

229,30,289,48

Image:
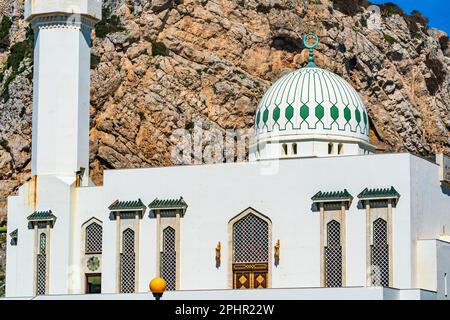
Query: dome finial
303,32,319,67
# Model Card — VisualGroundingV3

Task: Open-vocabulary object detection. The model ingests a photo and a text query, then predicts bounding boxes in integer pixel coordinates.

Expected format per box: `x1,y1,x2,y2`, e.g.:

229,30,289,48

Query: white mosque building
4,0,450,300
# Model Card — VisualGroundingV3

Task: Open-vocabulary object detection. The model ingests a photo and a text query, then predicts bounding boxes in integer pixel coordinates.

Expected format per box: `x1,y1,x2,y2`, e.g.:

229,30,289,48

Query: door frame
228,207,272,289
85,273,102,294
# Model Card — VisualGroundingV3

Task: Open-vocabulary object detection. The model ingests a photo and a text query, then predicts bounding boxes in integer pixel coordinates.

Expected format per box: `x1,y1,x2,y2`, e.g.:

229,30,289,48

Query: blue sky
370,0,450,34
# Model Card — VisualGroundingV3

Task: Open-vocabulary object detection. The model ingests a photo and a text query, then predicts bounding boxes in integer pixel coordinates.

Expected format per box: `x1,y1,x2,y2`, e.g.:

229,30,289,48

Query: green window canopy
148,197,188,218
358,187,400,200
311,189,353,203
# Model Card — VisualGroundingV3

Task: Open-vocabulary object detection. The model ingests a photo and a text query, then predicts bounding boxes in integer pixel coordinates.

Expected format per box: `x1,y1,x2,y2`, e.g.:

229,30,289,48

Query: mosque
4,0,450,300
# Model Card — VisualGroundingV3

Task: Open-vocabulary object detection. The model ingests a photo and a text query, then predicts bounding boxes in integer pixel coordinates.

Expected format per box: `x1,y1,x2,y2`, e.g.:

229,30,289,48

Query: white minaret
25,0,102,180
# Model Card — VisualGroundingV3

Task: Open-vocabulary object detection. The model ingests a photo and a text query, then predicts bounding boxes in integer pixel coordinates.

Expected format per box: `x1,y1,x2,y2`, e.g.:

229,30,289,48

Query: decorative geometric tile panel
371,218,389,287
232,214,269,264
161,227,176,291
325,220,342,288
85,222,102,254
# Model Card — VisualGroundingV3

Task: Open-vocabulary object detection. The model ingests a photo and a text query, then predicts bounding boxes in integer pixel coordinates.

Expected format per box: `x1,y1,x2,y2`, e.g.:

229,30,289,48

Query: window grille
85,222,102,254
161,227,176,291
36,233,47,295
233,213,269,264
371,218,389,286
325,220,342,287
120,228,135,293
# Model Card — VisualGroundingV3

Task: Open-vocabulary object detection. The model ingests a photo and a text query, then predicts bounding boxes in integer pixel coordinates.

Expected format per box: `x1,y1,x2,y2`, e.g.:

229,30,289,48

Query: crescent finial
303,32,319,67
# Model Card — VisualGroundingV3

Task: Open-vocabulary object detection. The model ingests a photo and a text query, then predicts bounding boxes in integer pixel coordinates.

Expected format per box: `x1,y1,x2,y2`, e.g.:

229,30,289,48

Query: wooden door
233,263,268,289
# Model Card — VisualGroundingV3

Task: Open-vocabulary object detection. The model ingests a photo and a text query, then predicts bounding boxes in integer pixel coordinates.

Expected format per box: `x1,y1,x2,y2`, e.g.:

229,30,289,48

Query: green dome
254,66,370,143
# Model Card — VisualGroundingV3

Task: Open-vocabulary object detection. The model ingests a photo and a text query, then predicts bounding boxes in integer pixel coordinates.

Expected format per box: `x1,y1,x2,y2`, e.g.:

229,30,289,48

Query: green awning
27,210,56,222
148,197,188,218
148,197,188,210
9,229,17,238
108,199,146,211
358,186,400,200
311,189,353,202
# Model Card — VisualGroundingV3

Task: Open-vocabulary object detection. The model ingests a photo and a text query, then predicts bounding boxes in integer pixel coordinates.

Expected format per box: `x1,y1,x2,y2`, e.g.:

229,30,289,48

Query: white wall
100,153,413,292
410,155,450,289
9,153,450,297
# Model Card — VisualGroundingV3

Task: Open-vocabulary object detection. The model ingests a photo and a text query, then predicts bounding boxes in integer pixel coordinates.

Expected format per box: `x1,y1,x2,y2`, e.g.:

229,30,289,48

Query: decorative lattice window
85,222,102,254
36,233,47,295
120,228,135,293
371,218,389,287
233,213,269,264
325,220,342,288
161,227,176,291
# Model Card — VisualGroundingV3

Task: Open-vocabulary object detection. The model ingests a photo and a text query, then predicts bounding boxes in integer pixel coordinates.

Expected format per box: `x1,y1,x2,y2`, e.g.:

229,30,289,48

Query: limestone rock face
0,0,449,222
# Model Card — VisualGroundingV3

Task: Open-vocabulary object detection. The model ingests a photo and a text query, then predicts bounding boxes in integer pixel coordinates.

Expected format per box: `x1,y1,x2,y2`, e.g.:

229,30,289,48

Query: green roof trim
358,186,400,200
9,229,17,238
148,197,188,210
108,199,146,211
27,210,56,222
311,189,353,202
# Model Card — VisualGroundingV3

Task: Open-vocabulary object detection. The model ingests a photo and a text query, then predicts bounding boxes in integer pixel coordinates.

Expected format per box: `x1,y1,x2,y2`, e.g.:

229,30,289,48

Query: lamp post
149,277,167,300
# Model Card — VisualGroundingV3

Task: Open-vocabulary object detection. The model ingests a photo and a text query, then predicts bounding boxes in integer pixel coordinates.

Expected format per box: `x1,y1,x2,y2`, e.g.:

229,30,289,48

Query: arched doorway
229,208,271,289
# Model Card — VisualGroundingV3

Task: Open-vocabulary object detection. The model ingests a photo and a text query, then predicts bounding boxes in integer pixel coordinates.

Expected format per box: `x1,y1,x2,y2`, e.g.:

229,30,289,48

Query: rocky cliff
0,0,449,223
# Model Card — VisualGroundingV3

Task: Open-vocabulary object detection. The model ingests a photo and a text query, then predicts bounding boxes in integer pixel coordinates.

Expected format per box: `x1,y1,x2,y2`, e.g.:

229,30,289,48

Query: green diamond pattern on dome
263,108,269,125
363,111,368,126
273,106,280,123
285,104,294,122
344,106,351,122
256,110,261,128
315,104,324,121
330,105,339,122
300,104,309,121
355,108,361,123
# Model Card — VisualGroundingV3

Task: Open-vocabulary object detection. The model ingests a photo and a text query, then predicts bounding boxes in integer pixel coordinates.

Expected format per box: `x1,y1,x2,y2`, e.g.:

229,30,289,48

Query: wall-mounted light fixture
274,240,280,266
215,242,221,268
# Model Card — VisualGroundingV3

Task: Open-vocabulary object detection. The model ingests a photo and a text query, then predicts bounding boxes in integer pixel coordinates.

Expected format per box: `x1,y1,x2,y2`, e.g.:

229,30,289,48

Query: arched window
292,143,298,155
325,220,342,287
120,228,135,293
282,143,288,156
36,233,47,295
233,213,269,264
85,222,102,254
161,227,177,291
371,218,389,286
328,143,334,155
